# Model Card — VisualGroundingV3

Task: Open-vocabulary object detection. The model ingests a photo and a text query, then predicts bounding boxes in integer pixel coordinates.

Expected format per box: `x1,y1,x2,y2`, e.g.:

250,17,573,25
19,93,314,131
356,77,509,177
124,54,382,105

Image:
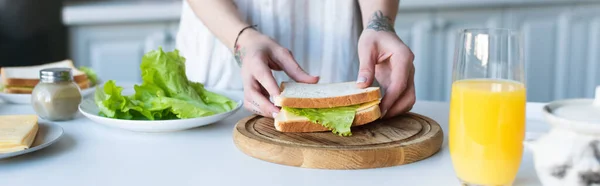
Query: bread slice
3,87,35,94
274,104,381,133
3,80,91,94
274,82,381,108
1,60,88,87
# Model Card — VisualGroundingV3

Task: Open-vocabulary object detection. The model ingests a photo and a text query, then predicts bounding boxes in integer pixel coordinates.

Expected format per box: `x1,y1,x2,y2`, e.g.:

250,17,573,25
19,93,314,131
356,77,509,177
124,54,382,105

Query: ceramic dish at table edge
78,85,243,132
0,122,64,160
0,80,100,104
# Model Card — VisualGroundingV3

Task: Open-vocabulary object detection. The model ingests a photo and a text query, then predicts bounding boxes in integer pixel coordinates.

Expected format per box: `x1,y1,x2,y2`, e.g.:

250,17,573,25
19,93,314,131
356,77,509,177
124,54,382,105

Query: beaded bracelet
233,25,257,67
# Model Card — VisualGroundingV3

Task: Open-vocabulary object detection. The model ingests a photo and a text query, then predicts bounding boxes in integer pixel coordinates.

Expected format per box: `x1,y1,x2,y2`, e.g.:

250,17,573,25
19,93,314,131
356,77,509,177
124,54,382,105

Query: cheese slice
356,99,381,110
282,100,381,120
0,115,39,153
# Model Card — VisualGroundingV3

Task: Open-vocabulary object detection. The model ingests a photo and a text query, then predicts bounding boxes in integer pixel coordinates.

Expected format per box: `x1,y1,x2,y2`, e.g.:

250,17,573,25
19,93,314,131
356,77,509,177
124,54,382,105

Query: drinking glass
449,28,526,186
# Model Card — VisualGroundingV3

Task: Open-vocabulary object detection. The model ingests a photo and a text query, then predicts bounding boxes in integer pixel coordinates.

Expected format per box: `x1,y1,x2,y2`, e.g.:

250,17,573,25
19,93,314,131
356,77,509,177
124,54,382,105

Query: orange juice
449,79,526,185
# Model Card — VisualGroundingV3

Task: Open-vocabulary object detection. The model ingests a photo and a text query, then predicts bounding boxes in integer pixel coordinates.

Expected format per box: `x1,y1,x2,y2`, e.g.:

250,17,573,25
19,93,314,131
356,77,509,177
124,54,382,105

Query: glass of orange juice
449,28,526,186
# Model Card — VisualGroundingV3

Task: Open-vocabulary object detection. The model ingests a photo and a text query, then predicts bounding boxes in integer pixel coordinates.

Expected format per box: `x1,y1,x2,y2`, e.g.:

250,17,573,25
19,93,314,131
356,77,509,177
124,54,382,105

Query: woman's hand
236,29,319,118
356,28,416,119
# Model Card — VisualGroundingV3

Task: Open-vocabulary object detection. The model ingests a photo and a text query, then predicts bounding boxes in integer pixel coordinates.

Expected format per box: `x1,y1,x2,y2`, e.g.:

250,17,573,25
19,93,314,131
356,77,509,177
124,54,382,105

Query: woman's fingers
356,42,377,88
240,49,281,118
250,52,281,97
244,99,264,116
380,54,412,117
268,62,283,71
251,82,280,117
383,64,416,118
272,48,319,84
243,82,280,118
242,75,266,116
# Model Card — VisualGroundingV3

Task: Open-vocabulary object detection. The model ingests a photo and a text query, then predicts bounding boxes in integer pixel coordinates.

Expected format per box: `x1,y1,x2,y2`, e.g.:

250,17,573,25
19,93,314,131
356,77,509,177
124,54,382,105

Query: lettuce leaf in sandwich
283,105,360,136
79,66,98,86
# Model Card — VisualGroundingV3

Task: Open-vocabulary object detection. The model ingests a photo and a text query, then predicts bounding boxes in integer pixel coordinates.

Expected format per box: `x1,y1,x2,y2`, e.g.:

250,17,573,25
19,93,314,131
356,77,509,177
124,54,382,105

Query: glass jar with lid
31,68,82,121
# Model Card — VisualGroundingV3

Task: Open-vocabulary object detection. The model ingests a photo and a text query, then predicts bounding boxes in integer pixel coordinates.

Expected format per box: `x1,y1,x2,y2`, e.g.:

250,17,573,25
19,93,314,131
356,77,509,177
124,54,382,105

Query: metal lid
39,68,73,83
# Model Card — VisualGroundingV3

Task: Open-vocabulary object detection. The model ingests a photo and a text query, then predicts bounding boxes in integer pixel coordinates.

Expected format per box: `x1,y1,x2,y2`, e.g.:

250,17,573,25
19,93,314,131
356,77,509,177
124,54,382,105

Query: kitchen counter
0,92,550,186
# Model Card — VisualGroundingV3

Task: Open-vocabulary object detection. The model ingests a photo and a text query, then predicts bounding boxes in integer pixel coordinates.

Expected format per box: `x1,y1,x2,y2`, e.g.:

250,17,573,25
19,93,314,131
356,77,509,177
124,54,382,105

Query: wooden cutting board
232,113,444,169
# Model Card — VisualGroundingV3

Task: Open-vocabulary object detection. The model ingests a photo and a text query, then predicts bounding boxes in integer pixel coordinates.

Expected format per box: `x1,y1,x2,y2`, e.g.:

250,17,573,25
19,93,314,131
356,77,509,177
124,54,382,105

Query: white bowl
0,84,97,104
78,86,243,132
527,98,600,186
0,122,64,159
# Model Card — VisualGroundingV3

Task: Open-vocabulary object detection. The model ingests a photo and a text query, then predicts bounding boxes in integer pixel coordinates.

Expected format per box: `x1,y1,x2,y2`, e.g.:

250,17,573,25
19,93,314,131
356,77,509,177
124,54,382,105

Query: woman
176,0,415,119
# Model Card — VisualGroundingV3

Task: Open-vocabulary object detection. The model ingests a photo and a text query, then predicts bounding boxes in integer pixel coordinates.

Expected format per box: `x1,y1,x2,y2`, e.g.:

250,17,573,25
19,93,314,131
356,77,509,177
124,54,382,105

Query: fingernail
380,110,388,119
356,76,367,83
272,112,278,118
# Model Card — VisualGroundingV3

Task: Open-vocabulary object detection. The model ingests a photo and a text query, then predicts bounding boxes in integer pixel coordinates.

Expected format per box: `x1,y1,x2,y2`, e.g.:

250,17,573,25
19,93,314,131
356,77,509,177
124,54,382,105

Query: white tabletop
0,94,550,186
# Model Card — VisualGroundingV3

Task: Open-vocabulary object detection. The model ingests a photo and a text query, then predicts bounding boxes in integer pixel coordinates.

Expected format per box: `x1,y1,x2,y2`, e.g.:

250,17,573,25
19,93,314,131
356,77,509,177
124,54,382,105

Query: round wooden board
233,113,444,169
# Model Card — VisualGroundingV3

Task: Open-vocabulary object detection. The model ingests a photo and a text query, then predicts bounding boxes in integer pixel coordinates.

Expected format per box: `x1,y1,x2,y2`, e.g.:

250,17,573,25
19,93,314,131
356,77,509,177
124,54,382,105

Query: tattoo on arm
366,10,395,32
252,108,262,115
250,100,260,108
234,44,246,66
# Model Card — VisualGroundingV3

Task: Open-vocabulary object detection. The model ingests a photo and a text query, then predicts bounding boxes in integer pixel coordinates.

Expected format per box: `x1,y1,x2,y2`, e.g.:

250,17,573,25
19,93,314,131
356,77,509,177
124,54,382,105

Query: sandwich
0,60,95,94
273,81,381,136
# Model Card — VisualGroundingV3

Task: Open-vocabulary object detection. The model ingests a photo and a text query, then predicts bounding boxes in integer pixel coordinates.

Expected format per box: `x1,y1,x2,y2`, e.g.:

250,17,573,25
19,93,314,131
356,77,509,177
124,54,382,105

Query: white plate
78,86,243,132
0,122,64,159
0,85,97,104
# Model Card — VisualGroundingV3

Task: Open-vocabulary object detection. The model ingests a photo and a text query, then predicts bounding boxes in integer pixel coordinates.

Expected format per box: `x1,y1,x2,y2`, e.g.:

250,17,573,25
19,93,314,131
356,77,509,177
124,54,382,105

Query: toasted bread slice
274,82,381,108
2,87,34,94
274,100,381,133
1,60,88,87
3,80,91,94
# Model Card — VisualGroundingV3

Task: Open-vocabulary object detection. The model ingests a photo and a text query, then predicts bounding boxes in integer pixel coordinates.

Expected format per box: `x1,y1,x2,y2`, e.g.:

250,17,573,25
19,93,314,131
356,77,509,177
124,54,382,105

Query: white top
0,97,548,186
176,0,362,90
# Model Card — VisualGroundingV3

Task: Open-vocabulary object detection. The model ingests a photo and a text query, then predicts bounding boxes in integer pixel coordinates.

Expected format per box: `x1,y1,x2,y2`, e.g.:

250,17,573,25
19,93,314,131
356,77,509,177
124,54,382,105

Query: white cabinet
432,9,503,101
395,3,600,102
555,4,600,99
573,4,600,99
396,9,505,101
69,23,178,83
505,6,572,102
506,4,600,101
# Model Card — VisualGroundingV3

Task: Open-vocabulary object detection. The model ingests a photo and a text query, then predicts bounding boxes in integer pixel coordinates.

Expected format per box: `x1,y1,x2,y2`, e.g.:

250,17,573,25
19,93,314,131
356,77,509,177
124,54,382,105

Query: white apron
176,0,362,90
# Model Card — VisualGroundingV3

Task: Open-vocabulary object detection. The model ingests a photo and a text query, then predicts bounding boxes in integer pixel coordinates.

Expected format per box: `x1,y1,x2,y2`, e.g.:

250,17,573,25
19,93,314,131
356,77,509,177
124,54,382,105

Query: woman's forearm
358,0,399,32
186,0,251,50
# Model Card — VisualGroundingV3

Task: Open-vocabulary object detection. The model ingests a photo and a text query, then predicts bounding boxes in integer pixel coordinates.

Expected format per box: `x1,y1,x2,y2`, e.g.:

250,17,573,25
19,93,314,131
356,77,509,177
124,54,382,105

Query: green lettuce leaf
283,105,360,136
94,80,135,119
94,47,237,120
189,82,236,112
80,66,99,86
